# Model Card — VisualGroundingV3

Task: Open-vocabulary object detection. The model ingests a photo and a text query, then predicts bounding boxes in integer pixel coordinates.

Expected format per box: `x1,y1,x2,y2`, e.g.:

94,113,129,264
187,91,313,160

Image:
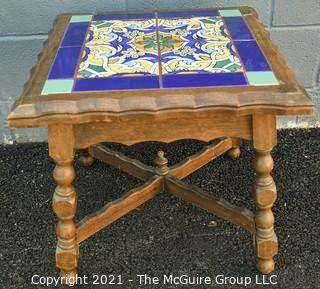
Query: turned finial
155,150,169,175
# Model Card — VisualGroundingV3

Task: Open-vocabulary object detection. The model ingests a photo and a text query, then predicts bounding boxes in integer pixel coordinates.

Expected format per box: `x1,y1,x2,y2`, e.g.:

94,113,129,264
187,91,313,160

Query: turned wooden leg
80,148,95,167
49,124,78,285
253,149,278,273
252,114,278,274
227,138,241,159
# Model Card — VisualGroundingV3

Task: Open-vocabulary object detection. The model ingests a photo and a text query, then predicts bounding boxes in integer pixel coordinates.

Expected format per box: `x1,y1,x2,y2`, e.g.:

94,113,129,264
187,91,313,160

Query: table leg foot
227,138,241,159
256,257,275,274
80,149,95,167
227,146,241,159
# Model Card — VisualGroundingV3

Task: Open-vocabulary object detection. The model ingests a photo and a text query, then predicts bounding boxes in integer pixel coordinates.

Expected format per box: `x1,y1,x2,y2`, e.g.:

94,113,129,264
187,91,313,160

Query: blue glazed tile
48,46,82,79
158,10,219,18
74,76,160,91
93,13,155,21
223,17,253,40
234,41,271,71
163,72,247,88
61,22,89,47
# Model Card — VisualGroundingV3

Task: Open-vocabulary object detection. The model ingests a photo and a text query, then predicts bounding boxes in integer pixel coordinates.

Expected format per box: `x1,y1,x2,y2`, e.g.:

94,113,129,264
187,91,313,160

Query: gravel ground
0,128,319,289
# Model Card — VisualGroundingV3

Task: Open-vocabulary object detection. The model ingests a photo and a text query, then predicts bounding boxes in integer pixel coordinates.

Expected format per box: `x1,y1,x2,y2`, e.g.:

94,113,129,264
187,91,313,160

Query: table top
45,9,276,92
8,7,314,127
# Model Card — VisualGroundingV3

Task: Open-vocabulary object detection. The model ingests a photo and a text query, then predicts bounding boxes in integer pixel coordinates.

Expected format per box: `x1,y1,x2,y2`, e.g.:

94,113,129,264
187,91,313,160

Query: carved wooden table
8,7,314,285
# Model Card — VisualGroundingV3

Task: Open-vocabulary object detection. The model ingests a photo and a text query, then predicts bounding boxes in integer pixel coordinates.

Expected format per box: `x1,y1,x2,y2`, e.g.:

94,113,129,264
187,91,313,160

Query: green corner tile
246,71,279,86
41,79,74,95
219,9,242,17
70,15,93,23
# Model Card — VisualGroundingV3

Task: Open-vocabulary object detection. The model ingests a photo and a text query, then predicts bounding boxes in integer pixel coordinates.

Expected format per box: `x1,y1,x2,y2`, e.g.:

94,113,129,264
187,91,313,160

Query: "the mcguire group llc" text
136,274,277,286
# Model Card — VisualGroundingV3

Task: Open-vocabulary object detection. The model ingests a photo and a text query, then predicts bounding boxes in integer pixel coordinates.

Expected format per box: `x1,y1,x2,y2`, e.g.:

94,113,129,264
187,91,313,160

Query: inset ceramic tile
158,16,242,75
219,9,242,17
78,45,159,78
161,41,242,74
158,10,219,19
246,71,279,86
41,79,74,95
70,15,92,23
61,22,90,47
158,16,230,43
223,16,253,40
78,19,159,78
234,41,270,71
48,46,82,79
85,19,157,46
74,76,160,91
163,72,247,88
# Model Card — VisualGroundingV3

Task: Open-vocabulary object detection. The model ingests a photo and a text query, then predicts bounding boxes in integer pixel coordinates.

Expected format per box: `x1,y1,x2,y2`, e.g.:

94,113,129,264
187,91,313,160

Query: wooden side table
8,7,314,285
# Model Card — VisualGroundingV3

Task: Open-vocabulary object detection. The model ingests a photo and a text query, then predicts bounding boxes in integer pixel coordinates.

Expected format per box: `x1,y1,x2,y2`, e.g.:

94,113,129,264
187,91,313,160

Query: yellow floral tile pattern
78,19,159,78
77,16,243,78
158,17,242,74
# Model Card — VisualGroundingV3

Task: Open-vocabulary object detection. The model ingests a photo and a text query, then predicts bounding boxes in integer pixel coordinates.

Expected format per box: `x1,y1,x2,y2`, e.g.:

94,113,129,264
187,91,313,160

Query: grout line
313,56,320,88
269,0,275,29
0,34,48,41
270,24,320,29
155,14,163,88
